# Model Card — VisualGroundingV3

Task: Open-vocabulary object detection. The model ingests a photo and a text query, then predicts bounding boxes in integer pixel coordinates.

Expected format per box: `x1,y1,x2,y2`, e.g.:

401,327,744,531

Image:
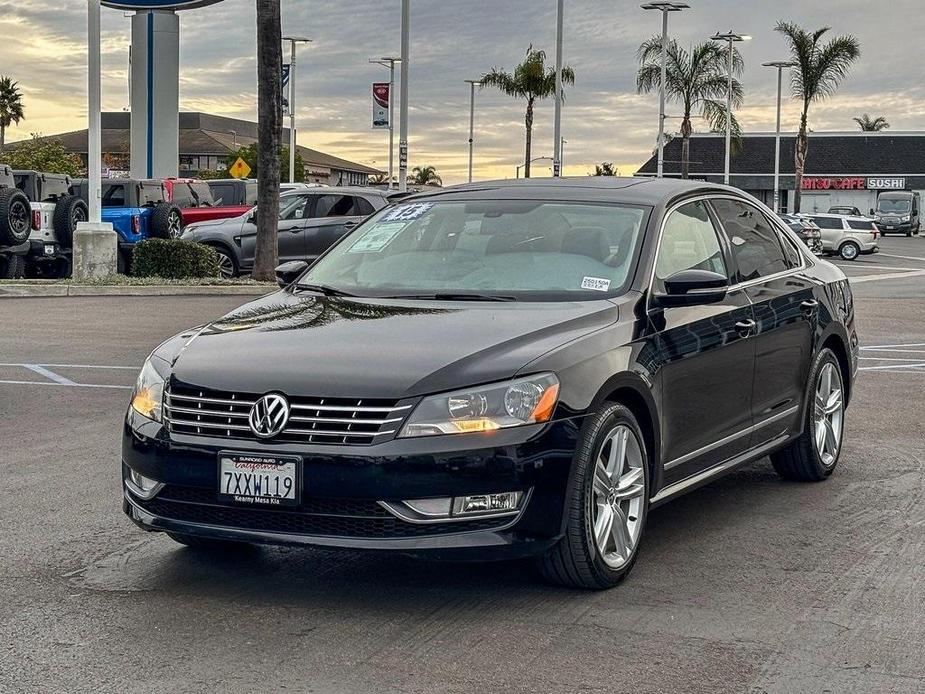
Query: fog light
126,469,163,500
403,497,453,517
454,491,522,516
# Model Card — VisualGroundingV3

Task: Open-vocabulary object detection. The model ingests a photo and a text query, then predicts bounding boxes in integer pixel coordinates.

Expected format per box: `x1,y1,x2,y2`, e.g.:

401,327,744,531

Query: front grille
137,485,511,539
164,381,412,445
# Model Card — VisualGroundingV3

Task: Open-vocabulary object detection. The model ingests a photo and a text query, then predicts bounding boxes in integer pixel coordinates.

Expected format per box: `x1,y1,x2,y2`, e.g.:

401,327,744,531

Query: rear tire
0,188,31,246
839,241,860,261
166,532,253,551
52,195,88,248
539,403,649,590
149,203,183,239
771,348,845,482
0,253,24,279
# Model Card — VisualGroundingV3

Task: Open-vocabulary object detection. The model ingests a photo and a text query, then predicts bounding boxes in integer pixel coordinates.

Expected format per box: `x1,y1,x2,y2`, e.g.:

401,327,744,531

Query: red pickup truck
163,178,254,227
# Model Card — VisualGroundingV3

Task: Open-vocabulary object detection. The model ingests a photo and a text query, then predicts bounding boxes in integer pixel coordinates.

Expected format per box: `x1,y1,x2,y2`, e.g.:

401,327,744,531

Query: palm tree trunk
0,124,5,152
680,115,692,180
524,98,534,178
793,105,809,214
252,0,282,282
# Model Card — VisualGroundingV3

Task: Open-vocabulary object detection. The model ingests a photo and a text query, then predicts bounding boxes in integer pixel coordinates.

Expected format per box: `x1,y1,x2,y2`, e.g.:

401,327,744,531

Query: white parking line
859,362,925,371
861,342,925,349
22,364,77,386
876,252,925,262
0,362,135,390
0,379,131,390
0,362,137,370
849,269,925,284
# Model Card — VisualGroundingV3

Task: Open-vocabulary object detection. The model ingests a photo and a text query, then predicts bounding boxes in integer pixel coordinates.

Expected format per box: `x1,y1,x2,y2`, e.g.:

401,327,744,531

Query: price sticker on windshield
581,276,611,292
381,202,434,222
347,222,407,253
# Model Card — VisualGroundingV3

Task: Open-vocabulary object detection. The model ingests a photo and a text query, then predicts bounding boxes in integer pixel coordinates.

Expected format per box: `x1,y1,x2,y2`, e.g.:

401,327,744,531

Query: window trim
652,199,731,292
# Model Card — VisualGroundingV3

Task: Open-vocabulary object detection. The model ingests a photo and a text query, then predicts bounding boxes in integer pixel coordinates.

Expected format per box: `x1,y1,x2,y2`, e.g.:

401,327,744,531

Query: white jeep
0,163,31,279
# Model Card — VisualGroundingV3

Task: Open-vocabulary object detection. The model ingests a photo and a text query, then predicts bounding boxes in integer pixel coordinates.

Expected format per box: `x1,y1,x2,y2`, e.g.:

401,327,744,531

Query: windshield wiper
294,283,357,297
385,292,517,302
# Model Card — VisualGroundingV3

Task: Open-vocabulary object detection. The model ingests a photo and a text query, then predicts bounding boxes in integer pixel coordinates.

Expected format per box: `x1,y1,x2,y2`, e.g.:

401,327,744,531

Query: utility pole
88,0,102,222
398,0,410,193
370,57,400,188
764,60,798,213
282,36,312,184
641,2,689,178
552,0,564,177
711,30,750,185
465,80,481,183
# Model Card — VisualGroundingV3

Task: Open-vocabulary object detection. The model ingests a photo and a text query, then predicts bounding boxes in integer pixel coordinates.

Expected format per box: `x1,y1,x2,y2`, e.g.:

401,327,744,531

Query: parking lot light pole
88,0,102,223
465,80,481,183
370,57,400,189
641,2,689,179
398,0,410,193
282,36,312,184
552,0,564,177
764,60,798,214
711,31,749,185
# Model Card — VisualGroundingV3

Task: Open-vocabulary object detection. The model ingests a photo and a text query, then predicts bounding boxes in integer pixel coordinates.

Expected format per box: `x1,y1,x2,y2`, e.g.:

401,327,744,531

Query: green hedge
132,239,220,279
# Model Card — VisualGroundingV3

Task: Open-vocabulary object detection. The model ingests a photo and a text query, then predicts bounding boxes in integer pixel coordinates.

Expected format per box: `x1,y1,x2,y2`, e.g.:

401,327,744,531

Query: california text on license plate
219,453,299,507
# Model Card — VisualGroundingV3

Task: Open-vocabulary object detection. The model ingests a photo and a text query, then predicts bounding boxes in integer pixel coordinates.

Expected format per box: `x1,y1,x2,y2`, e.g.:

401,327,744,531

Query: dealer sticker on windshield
381,202,434,222
581,276,611,292
347,222,407,253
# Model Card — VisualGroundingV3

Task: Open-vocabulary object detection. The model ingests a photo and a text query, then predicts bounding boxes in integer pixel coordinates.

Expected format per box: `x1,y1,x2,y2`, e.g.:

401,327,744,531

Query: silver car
181,187,393,277
808,213,879,261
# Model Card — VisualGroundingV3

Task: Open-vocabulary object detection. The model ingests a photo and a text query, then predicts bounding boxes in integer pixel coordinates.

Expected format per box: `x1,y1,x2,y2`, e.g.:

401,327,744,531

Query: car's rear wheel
839,241,860,260
771,348,845,482
52,195,88,248
0,253,24,279
0,188,31,246
166,532,254,551
540,403,649,589
149,203,183,239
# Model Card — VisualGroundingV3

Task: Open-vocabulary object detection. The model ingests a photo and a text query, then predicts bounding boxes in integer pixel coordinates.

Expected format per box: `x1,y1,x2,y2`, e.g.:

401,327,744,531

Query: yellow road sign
229,157,252,179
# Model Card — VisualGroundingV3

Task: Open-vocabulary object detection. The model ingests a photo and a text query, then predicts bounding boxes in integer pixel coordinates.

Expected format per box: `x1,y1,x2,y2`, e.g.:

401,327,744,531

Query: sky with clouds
1,0,924,184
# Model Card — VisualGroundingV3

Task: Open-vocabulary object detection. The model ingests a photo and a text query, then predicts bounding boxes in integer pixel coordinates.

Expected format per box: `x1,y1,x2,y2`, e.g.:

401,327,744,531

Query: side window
279,195,311,221
209,183,233,206
654,201,727,292
244,183,259,206
171,183,194,207
192,183,213,206
354,196,375,216
314,195,357,218
812,216,843,230
101,184,126,208
712,199,792,282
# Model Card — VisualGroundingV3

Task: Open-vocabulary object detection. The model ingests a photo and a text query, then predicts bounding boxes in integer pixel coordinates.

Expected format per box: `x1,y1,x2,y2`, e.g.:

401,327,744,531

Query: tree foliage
3,134,83,176
0,76,25,151
593,162,617,176
408,165,442,186
853,113,889,131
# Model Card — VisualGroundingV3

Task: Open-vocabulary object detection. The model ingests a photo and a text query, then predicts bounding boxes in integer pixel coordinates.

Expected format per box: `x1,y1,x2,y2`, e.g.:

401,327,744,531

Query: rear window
847,220,877,231
101,184,127,208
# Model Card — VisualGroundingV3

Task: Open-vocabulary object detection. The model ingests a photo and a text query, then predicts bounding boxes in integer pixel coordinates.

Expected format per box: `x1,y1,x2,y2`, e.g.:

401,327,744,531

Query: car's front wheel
771,348,845,482
540,403,649,589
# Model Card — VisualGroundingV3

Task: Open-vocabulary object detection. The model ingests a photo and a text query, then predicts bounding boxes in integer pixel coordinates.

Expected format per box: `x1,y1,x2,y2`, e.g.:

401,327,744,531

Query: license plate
886,225,895,230
218,453,299,507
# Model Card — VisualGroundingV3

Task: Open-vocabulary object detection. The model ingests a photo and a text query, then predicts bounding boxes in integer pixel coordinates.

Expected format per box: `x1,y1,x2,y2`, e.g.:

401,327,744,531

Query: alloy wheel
813,362,843,467
10,200,29,234
840,243,859,260
72,206,86,228
591,424,645,569
168,212,182,238
216,251,235,278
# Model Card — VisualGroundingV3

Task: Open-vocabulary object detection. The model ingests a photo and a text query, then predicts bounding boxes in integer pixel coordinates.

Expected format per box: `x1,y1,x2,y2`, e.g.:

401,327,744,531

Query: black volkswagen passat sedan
123,178,857,589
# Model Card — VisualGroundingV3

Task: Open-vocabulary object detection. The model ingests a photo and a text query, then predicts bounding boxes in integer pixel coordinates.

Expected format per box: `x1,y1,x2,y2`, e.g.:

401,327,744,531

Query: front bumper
877,222,912,233
122,411,582,559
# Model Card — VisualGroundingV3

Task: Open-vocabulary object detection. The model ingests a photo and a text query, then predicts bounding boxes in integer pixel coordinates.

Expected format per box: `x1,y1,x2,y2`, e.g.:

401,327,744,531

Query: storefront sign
372,83,390,129
802,177,866,190
867,177,906,190
102,1,224,9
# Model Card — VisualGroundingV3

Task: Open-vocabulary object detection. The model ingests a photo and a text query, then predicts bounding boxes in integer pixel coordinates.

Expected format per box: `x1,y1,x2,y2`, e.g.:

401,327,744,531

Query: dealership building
637,132,925,213
13,112,382,186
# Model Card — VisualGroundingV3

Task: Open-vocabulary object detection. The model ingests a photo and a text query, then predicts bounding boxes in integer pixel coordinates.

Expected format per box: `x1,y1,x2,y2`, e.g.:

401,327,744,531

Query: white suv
808,213,880,261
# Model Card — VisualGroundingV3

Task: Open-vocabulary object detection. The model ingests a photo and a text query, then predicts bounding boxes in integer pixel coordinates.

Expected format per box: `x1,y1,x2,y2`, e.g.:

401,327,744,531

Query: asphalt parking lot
1,235,924,694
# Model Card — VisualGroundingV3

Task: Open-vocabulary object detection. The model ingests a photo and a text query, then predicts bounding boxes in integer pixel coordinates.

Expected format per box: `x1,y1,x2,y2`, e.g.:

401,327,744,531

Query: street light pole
465,80,481,183
641,2,689,179
398,0,410,193
764,61,798,213
370,57,400,189
516,156,553,179
282,36,312,184
711,30,750,185
560,137,567,173
552,0,563,177
88,0,102,223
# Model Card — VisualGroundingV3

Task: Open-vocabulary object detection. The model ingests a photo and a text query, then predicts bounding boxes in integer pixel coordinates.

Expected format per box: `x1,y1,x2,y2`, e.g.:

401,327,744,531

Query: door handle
800,299,819,314
343,221,357,230
734,319,757,338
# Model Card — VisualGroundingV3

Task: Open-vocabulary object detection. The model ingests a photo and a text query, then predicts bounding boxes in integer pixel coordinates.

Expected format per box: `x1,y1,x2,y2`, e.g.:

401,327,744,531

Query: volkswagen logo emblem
248,393,290,438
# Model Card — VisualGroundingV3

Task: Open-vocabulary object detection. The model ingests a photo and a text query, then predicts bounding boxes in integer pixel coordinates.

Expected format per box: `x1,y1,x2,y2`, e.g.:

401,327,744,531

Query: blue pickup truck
71,178,182,270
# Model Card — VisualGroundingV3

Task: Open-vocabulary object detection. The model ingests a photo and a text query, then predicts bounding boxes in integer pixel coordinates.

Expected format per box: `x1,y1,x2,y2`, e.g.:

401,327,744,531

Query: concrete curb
0,284,274,298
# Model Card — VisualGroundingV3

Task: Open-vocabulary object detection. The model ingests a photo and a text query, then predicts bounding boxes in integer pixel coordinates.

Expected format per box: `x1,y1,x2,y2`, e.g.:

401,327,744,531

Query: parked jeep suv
0,163,30,278
15,170,88,278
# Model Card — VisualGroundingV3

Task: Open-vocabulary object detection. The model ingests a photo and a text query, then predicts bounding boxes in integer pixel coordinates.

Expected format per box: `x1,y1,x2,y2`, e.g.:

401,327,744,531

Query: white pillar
773,66,783,213
724,38,733,185
388,59,395,188
657,10,668,178
398,0,410,192
289,41,297,183
88,0,102,222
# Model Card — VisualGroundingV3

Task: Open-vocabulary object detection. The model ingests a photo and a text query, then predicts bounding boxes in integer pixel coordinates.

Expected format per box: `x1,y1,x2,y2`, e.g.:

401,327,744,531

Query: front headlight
131,358,166,422
902,215,911,222
399,373,559,438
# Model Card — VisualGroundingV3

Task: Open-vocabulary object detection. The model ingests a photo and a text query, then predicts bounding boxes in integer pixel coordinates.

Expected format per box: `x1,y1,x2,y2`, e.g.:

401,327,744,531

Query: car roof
400,176,740,206
811,212,874,221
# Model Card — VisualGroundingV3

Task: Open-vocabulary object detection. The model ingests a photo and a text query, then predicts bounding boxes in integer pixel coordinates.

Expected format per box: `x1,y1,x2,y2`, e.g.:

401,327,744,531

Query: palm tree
0,76,25,152
776,22,860,213
408,165,442,187
853,113,889,131
252,0,282,281
481,46,575,178
593,162,617,176
637,39,743,179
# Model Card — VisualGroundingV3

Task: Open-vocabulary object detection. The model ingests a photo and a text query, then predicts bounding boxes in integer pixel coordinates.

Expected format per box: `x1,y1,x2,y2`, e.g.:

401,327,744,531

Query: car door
649,200,757,485
302,194,363,262
711,198,816,448
237,195,309,267
810,215,844,253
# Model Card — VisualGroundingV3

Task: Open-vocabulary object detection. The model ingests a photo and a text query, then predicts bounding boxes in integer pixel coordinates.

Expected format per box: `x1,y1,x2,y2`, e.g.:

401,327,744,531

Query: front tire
540,403,649,589
149,203,183,239
771,348,845,482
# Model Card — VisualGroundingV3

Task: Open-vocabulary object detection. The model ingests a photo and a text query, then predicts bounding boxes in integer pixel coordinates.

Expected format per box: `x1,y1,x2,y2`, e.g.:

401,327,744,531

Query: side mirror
869,208,875,216
275,260,308,288
653,269,729,308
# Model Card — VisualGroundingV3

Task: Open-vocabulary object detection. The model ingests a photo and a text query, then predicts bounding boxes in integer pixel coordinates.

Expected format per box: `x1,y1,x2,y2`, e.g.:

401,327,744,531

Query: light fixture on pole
370,57,401,189
552,0,564,177
763,60,797,213
641,2,688,179
711,30,750,186
516,156,554,179
398,0,410,193
282,35,312,184
465,79,482,183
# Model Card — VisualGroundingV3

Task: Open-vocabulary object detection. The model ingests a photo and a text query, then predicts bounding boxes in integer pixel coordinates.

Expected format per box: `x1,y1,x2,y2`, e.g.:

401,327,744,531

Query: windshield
877,198,911,214
299,200,649,300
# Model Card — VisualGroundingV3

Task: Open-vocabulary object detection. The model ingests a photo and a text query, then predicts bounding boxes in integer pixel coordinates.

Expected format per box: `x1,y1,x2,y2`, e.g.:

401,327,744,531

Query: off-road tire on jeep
52,195,88,248
0,188,32,246
149,203,183,239
0,253,25,279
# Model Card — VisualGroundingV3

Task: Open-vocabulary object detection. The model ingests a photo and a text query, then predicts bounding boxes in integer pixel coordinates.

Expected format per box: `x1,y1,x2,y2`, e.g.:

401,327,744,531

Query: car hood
167,290,619,398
